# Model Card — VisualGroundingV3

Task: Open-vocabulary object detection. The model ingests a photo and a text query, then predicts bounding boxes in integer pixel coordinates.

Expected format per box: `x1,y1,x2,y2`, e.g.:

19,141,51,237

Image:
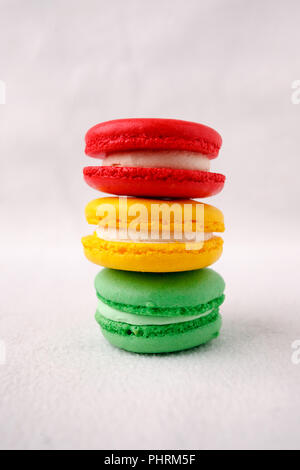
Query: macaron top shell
85,118,222,158
95,268,225,311
85,197,225,233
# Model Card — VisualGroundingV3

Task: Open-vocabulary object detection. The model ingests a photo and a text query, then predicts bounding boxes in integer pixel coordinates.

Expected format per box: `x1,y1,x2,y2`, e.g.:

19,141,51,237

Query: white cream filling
97,299,213,326
101,150,210,172
96,227,214,243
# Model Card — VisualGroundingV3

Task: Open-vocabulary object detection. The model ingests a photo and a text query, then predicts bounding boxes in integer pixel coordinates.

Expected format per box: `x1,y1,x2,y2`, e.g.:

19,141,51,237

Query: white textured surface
1,241,300,450
1,0,300,450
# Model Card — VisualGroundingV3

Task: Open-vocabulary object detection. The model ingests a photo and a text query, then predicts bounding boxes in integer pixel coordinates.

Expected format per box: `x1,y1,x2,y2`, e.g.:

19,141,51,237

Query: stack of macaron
82,118,225,354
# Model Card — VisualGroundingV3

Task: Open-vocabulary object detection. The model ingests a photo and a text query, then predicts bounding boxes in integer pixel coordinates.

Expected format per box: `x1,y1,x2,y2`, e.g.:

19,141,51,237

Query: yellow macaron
82,197,225,273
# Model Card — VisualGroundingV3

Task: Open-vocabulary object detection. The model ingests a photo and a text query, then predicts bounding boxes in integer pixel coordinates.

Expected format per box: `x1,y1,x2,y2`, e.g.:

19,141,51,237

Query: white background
1,0,300,450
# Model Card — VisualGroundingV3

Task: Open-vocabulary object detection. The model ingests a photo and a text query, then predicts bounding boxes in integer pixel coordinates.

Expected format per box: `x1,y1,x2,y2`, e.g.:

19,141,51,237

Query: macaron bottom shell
96,309,222,354
83,166,225,199
82,236,223,273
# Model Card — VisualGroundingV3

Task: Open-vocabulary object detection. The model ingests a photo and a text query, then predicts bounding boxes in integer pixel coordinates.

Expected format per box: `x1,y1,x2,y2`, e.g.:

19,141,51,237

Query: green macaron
94,268,225,354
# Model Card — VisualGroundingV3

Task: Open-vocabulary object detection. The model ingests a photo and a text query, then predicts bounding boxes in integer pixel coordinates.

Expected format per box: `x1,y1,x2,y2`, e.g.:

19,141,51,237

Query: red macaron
84,118,225,198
